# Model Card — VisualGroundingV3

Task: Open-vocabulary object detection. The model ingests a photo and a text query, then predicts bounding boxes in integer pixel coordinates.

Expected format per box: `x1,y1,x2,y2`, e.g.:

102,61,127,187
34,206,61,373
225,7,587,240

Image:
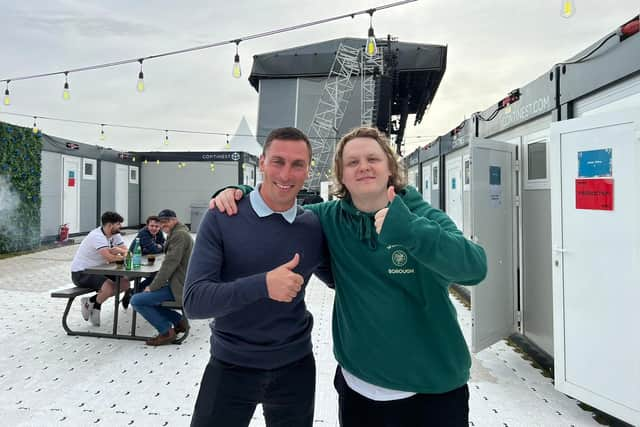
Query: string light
100,124,106,141
0,110,435,143
561,0,575,18
164,130,169,145
0,1,415,88
62,72,70,100
210,162,216,173
3,81,10,106
232,41,242,79
137,59,145,92
366,10,378,57
32,116,39,134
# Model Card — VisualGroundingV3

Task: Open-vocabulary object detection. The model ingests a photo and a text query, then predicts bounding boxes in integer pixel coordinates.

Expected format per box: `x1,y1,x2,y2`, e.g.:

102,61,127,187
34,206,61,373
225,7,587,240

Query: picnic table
51,256,188,343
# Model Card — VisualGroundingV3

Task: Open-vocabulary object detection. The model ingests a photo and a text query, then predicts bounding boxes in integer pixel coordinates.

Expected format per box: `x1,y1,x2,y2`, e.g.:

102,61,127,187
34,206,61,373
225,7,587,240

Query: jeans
334,366,469,427
130,285,182,335
191,354,316,427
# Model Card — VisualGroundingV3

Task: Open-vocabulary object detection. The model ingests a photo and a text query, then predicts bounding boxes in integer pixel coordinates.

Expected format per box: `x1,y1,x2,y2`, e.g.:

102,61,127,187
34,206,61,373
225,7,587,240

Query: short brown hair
101,211,124,226
263,127,312,161
146,215,160,225
332,127,407,199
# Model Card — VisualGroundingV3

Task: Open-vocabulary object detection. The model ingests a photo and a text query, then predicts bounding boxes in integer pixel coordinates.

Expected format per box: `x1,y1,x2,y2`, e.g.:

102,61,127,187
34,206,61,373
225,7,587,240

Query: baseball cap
157,209,177,220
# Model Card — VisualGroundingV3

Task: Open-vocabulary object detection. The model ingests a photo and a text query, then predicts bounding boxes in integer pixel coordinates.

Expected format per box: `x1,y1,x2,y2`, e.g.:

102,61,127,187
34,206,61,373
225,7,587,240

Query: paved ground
0,235,607,426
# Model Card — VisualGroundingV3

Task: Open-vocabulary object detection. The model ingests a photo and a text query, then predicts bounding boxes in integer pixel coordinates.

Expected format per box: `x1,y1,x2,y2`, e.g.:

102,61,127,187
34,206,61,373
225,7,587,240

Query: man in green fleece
211,127,487,426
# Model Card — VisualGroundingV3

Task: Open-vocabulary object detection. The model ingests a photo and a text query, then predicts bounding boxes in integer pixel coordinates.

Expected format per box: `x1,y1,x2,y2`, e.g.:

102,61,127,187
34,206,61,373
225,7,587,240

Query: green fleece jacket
147,222,193,305
229,185,487,393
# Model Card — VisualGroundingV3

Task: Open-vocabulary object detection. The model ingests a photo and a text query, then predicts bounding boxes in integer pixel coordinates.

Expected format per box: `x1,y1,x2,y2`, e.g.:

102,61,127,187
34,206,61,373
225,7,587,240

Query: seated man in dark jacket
130,215,165,255
122,215,166,308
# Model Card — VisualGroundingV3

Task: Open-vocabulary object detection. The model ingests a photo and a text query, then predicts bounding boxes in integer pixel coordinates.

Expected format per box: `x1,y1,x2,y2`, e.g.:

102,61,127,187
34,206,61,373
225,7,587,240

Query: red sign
68,178,75,187
575,178,613,211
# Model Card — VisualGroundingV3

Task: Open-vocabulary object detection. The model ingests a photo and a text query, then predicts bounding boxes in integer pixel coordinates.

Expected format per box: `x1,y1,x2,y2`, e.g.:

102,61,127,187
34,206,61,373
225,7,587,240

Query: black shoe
122,290,131,310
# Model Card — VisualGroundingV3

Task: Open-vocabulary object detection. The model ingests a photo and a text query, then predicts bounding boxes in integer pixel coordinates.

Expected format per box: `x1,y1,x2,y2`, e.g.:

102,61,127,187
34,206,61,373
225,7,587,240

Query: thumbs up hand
374,186,396,235
266,253,305,302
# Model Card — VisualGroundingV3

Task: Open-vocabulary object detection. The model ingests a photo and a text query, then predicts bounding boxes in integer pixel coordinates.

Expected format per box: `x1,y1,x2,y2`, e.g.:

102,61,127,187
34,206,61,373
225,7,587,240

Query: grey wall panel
128,183,139,226
522,189,553,355
79,173,97,233
257,79,297,144
488,115,552,142
297,77,325,134
100,162,116,214
337,77,364,135
40,151,62,237
141,162,238,225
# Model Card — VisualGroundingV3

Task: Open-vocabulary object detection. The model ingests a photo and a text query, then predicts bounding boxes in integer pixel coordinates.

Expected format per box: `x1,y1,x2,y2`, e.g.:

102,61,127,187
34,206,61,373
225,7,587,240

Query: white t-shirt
341,367,416,401
70,227,125,272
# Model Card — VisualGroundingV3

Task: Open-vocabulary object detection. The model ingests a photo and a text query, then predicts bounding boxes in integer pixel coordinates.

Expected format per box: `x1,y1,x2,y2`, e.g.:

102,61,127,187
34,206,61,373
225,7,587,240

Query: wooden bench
51,285,190,344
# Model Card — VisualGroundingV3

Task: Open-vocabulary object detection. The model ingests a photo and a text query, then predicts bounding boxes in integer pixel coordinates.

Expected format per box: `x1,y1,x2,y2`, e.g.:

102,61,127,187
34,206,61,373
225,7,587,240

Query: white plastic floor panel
0,238,606,426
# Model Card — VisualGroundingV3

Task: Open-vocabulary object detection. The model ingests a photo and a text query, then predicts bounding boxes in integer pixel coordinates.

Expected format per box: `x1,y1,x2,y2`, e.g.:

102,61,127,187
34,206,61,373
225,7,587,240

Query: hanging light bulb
3,81,10,106
164,130,169,145
132,156,136,162
561,0,575,18
137,59,145,92
366,10,378,57
99,124,106,141
144,159,148,165
32,117,39,134
232,41,242,79
62,72,70,100
156,159,160,165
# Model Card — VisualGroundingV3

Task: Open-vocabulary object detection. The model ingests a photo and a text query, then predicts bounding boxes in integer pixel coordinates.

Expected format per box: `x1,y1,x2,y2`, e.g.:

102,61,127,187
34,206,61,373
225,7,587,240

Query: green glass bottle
125,251,133,270
132,238,142,269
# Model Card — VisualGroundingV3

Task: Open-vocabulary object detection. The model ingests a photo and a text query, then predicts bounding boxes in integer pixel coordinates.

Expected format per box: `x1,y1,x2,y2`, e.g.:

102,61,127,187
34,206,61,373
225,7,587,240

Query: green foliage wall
0,123,42,253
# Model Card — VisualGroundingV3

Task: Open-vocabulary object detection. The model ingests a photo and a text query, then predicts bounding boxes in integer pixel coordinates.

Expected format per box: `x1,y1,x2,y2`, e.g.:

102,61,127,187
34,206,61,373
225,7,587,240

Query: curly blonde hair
331,127,407,199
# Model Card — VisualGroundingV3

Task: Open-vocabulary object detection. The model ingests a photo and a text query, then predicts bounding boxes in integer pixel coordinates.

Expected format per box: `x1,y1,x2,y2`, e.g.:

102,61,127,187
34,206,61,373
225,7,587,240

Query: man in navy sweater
130,215,165,255
184,127,332,427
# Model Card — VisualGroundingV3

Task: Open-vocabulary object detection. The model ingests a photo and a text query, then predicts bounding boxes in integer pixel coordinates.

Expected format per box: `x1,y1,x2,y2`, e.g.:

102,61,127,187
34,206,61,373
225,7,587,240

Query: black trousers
191,354,316,427
334,366,469,427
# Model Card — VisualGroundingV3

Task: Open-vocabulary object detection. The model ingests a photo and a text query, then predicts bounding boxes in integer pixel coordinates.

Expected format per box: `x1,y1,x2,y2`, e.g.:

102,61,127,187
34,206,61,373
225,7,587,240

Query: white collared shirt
249,185,298,224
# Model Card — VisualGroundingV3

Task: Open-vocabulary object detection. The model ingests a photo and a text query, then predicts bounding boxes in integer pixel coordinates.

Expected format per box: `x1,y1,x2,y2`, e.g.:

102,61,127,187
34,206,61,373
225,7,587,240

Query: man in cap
130,209,193,346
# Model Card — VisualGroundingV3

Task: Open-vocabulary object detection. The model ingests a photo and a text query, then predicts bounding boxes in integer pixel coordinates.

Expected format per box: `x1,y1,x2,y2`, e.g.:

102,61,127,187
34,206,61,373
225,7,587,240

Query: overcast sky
0,0,638,155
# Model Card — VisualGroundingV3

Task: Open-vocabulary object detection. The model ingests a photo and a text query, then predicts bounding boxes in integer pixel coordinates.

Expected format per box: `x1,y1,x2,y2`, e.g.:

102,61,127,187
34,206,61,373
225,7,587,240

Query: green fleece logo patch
391,250,408,267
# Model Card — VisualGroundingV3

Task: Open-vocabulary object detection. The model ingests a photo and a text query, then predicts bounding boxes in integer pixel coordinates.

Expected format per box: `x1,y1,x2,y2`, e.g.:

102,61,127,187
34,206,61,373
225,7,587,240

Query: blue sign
489,166,501,186
578,148,612,178
451,177,457,190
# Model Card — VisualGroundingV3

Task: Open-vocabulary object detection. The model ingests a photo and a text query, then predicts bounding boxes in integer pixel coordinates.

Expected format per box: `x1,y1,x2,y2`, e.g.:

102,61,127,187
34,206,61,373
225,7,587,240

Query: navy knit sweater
184,197,332,369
